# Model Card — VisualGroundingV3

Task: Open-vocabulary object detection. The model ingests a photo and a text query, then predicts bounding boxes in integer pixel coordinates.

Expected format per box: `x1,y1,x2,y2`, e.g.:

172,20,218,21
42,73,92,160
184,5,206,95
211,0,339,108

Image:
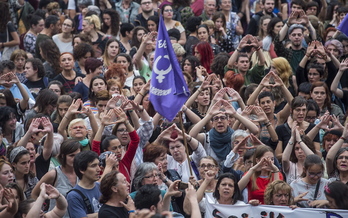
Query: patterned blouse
23,32,36,55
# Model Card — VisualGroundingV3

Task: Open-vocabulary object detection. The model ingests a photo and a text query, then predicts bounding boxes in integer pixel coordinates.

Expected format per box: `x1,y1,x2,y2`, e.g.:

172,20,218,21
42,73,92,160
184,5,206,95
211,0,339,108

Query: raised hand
288,11,298,25
249,133,264,147
340,58,348,72
29,118,42,134
68,99,83,115
241,105,254,118
211,88,227,104
253,106,268,122
221,99,236,115
45,184,60,199
196,65,208,78
41,117,53,134
114,108,128,123
298,10,309,26
225,87,242,102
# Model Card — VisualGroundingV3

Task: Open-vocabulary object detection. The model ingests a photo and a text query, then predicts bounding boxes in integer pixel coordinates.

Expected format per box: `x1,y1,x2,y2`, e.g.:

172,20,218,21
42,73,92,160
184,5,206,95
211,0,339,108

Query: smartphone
178,181,188,191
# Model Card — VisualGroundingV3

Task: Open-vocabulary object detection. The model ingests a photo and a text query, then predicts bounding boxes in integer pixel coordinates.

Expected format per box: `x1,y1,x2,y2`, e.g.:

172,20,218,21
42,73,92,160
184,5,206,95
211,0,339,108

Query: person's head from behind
324,181,348,209
186,16,203,33
134,184,162,213
298,82,311,99
213,173,243,204
73,150,100,180
301,154,324,185
120,23,134,38
18,199,37,218
132,162,159,191
224,70,244,92
264,180,293,206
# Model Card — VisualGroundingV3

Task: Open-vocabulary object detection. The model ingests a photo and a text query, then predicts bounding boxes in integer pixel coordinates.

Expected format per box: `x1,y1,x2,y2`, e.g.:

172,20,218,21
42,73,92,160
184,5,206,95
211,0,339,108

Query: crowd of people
1,0,348,217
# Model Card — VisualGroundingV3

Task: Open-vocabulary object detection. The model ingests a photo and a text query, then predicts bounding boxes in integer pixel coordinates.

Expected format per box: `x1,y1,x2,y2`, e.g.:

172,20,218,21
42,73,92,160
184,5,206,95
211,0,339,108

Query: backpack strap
67,188,93,214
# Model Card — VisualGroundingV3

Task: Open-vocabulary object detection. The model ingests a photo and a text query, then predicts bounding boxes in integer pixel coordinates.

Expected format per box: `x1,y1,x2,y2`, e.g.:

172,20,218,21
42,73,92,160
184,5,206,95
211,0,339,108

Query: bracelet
286,22,290,27
124,120,130,125
182,107,187,112
197,88,202,93
188,136,192,142
128,210,135,214
236,48,241,52
272,170,280,173
56,194,61,200
263,121,270,126
266,123,272,127
298,140,303,144
305,53,310,58
340,136,347,141
1,43,4,48
162,177,168,183
256,46,261,51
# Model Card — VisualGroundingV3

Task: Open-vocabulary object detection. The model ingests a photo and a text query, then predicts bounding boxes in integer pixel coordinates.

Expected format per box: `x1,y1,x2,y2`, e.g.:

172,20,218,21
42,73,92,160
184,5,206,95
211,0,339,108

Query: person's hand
196,65,208,78
211,88,226,103
201,74,213,90
238,35,249,49
260,72,274,88
295,127,302,142
105,153,118,169
39,183,49,199
340,58,348,72
114,107,128,123
271,71,285,87
3,188,16,213
134,209,156,218
106,95,121,110
241,105,254,119
287,11,298,25
185,183,198,201
306,41,316,58
249,133,264,147
121,100,135,111
41,117,53,134
100,109,117,126
8,72,20,84
328,115,344,132
294,191,309,203
232,135,249,153
211,76,223,93
129,100,144,112
141,79,151,93
250,36,259,48
0,185,7,210
45,184,60,199
204,170,216,182
28,118,42,134
167,180,182,197
75,76,83,85
316,113,330,131
298,10,309,26
309,199,329,208
250,157,266,172
253,106,268,122
225,87,242,102
157,124,176,142
120,195,135,211
315,41,326,57
248,199,260,206
221,99,236,116
67,99,83,115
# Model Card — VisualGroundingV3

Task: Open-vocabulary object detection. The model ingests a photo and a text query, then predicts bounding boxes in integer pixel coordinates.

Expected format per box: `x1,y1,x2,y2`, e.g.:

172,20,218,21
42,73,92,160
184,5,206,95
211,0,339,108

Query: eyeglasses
164,9,173,12
274,193,289,198
212,116,227,122
199,164,216,169
117,128,127,133
143,173,161,179
307,171,323,178
141,1,152,4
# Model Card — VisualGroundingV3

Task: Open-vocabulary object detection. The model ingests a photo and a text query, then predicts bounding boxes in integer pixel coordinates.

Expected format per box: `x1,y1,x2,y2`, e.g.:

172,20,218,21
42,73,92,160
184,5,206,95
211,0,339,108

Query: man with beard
274,9,316,73
246,0,277,36
34,15,61,61
133,0,158,28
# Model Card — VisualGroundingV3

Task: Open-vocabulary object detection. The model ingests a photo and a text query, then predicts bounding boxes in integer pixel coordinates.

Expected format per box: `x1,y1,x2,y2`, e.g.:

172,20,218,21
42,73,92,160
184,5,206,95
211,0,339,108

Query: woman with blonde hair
82,15,109,57
271,57,296,95
264,180,294,206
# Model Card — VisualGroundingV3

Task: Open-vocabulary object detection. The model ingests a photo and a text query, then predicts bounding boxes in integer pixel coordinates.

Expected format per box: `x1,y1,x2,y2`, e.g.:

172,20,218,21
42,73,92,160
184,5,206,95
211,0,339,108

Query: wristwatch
288,141,294,145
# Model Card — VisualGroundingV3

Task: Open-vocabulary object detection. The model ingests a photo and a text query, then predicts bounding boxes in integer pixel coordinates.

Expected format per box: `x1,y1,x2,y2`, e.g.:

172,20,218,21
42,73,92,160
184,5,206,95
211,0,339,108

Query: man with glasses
134,0,158,28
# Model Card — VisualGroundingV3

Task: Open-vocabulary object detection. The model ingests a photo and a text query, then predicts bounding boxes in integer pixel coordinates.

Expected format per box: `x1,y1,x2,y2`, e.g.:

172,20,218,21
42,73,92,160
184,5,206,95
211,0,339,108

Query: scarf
209,127,233,160
79,138,89,147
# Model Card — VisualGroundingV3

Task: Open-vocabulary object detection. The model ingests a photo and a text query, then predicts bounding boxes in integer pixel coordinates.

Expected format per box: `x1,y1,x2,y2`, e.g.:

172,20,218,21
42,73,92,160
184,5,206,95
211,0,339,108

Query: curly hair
104,63,126,86
224,70,244,92
101,9,120,37
181,55,200,81
100,171,120,203
131,26,148,49
264,180,293,205
39,39,61,76
73,43,95,61
25,58,46,78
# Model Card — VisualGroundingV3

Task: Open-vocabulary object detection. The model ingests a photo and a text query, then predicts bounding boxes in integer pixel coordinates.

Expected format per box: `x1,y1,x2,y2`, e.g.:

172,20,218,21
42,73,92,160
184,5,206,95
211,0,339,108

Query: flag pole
178,111,193,176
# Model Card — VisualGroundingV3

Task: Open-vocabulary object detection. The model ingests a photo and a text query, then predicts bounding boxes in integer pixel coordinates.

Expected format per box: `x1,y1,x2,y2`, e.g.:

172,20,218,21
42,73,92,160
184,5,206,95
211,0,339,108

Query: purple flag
337,13,348,36
149,16,190,121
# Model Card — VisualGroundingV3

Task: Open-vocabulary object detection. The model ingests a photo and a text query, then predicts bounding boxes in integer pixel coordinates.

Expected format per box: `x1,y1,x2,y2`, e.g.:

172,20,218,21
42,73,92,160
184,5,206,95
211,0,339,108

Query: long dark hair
0,2,11,32
101,9,120,36
213,173,243,204
39,39,61,76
